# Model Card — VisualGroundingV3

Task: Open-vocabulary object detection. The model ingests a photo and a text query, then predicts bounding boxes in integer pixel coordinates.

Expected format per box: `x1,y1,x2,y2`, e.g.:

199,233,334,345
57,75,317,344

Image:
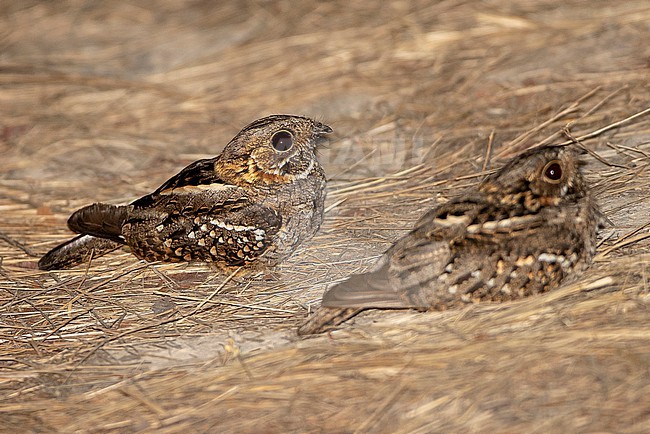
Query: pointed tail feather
38,235,122,270
298,264,422,335
298,266,403,335
297,307,363,336
321,265,410,309
67,203,128,242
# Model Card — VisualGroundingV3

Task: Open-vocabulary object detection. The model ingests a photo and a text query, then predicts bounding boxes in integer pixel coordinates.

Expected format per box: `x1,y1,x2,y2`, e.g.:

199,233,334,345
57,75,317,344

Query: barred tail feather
297,307,363,336
321,265,408,309
67,203,128,242
38,235,122,270
298,264,415,335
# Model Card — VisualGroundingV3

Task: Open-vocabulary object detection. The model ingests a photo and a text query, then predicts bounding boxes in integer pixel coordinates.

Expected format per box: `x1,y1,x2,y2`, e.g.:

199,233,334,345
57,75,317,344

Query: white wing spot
253,229,266,241
210,218,257,233
538,253,564,263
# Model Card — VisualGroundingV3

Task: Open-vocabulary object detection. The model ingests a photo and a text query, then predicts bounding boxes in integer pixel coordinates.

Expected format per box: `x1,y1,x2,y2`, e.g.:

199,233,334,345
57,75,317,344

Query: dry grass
1,1,649,432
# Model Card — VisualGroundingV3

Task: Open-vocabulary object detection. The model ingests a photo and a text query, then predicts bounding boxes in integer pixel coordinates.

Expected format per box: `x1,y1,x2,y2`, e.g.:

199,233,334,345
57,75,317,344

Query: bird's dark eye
543,160,563,183
271,130,294,151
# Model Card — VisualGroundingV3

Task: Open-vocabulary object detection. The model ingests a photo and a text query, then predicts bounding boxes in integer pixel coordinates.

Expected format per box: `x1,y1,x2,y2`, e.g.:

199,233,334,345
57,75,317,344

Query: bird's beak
313,121,333,136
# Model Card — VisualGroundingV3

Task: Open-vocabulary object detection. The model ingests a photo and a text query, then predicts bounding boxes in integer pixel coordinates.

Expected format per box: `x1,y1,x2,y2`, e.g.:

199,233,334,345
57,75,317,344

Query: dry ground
1,1,649,432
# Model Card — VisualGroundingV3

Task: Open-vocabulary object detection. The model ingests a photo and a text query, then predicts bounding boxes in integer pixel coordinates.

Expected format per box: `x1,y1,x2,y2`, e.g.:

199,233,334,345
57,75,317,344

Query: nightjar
39,115,332,271
298,145,603,335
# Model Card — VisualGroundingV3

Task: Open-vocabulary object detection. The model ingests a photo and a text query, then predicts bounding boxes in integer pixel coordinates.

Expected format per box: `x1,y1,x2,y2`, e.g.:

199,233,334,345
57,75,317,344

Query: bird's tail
297,306,363,336
67,203,128,242
297,264,417,335
39,203,129,270
38,234,122,270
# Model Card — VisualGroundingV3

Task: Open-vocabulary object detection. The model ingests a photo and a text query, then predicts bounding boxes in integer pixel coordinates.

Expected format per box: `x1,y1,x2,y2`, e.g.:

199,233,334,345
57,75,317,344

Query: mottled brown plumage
298,145,604,335
39,115,332,271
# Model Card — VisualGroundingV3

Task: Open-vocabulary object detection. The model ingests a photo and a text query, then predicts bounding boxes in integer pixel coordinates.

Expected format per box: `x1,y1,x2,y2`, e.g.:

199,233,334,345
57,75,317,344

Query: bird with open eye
298,144,605,335
39,114,332,272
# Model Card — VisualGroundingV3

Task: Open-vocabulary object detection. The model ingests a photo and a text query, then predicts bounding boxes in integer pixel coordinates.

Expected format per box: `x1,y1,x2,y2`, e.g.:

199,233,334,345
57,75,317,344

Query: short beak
313,121,333,136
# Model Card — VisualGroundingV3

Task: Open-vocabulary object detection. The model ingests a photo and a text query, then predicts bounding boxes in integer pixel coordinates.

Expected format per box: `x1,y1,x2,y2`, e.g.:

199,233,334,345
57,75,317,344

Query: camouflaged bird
298,144,603,335
39,115,332,271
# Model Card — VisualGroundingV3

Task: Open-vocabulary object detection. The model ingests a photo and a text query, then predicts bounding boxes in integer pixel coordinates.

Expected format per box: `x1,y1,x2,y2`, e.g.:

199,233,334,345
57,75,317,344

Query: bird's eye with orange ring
271,130,294,151
542,160,563,183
